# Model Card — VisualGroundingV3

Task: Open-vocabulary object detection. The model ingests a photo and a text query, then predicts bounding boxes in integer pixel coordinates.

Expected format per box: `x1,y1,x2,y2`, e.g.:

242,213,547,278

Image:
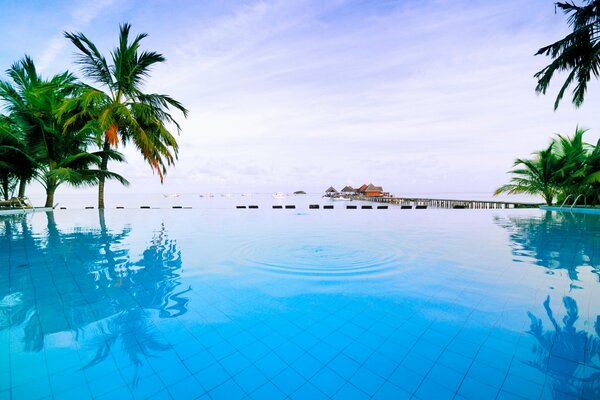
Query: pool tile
233,365,268,393
457,376,499,399
195,362,230,391
272,367,306,395
401,351,435,376
209,379,246,400
501,373,543,399
294,332,321,350
334,383,370,400
446,337,481,359
240,340,271,362
11,377,52,400
273,341,304,364
310,367,346,397
96,386,134,400
378,340,410,361
53,384,93,400
208,340,237,360
168,375,205,399
495,389,528,400
129,374,168,399
289,382,328,400
328,353,361,379
388,365,424,393
467,360,508,388
290,352,323,379
183,350,215,373
254,352,287,379
49,368,88,395
374,381,411,400
324,331,354,350
348,366,386,396
414,378,455,400
427,362,465,392
356,330,386,349
262,331,288,350
343,341,374,364
220,351,251,376
147,350,182,372
250,381,286,400
475,346,513,371
363,351,398,379
308,341,339,363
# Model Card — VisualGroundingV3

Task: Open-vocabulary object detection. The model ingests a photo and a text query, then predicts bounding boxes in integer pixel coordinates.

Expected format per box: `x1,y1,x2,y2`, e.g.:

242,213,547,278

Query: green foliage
496,127,600,205
535,1,600,109
0,56,128,207
0,23,184,208
64,23,187,208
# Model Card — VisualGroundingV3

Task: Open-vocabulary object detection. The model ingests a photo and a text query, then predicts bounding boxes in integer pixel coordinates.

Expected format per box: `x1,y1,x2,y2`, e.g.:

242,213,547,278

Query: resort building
324,186,338,197
365,184,384,197
341,186,356,195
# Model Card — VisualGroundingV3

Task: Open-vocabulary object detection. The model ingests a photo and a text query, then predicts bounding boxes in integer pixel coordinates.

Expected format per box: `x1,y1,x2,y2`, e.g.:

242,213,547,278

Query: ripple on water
234,233,405,279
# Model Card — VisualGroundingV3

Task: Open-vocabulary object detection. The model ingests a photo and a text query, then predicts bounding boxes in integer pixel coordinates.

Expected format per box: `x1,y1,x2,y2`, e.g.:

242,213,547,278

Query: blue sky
1,0,598,198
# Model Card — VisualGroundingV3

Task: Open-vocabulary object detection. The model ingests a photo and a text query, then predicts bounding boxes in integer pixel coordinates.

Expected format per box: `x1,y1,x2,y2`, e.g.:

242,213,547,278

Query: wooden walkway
361,196,540,209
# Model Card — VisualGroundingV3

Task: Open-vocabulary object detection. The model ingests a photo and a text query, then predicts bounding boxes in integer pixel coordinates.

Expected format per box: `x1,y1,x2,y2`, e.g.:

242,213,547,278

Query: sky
0,0,599,199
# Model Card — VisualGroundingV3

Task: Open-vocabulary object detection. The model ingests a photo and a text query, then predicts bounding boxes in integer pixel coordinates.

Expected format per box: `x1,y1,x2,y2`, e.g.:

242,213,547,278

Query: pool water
1,208,599,399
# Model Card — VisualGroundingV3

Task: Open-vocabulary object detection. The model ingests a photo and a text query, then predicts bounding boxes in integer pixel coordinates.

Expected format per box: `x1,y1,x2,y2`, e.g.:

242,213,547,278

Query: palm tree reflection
495,211,600,282
527,296,600,398
0,211,191,384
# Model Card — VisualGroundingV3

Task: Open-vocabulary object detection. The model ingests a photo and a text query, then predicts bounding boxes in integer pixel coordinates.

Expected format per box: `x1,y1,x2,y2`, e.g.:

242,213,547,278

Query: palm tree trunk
1,175,8,200
44,187,55,208
98,139,111,209
18,178,26,198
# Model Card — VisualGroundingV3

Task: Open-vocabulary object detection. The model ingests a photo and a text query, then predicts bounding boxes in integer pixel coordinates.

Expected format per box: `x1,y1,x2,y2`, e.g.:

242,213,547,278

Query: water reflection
495,211,600,282
527,296,600,398
0,211,190,384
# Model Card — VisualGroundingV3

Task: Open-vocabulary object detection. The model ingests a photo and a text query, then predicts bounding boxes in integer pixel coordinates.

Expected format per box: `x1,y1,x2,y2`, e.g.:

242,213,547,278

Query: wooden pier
361,196,540,209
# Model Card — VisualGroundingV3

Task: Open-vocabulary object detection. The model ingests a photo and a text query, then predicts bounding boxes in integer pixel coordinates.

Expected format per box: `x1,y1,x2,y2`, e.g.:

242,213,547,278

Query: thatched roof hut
365,184,383,197
325,186,338,194
341,186,355,194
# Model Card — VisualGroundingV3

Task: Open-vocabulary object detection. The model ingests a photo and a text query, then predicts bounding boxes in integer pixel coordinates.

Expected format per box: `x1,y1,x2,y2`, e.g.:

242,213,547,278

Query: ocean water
1,207,599,399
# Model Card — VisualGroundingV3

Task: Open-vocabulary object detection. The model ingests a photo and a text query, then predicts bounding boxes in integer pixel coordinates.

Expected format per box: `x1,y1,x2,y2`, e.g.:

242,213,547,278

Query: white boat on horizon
199,193,214,198
163,193,180,198
272,192,286,199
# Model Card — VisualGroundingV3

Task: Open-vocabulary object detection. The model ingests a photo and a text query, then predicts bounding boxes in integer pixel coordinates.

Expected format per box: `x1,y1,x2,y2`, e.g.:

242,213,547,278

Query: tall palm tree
0,56,128,207
495,143,564,205
63,23,188,208
535,1,600,109
0,115,35,200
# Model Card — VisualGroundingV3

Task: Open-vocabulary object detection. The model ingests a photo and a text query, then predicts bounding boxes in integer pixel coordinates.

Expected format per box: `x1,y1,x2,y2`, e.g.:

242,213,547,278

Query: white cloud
3,0,599,200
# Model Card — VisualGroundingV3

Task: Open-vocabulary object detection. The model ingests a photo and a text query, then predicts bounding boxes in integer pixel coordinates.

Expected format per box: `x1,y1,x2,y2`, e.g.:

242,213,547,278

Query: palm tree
63,23,188,208
535,1,600,109
495,143,564,205
0,56,128,207
0,115,35,200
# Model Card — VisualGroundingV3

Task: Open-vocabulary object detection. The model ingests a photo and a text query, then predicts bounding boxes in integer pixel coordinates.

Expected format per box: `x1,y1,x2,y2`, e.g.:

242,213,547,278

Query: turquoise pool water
1,209,599,399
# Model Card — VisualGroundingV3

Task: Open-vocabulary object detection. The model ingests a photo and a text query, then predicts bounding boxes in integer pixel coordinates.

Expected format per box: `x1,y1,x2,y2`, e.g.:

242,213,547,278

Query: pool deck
0,207,52,216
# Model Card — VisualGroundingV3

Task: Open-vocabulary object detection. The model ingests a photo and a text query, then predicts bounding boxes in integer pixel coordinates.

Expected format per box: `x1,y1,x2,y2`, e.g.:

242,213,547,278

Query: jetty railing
358,195,540,209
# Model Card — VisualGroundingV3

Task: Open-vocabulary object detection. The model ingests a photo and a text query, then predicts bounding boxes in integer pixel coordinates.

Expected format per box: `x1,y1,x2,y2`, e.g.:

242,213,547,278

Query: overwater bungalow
341,186,356,195
324,186,338,197
365,184,384,197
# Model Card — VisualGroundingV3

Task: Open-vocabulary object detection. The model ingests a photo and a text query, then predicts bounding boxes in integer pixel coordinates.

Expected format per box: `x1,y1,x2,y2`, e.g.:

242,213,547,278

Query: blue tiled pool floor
1,209,599,399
